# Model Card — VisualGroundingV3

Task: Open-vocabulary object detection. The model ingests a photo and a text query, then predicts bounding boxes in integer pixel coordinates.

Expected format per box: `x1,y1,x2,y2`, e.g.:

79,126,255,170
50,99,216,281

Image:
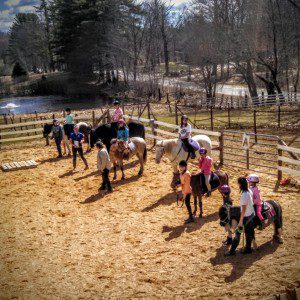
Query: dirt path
0,141,299,299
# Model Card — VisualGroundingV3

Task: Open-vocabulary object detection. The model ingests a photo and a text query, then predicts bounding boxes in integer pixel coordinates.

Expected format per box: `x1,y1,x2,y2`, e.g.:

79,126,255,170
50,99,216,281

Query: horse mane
162,138,178,155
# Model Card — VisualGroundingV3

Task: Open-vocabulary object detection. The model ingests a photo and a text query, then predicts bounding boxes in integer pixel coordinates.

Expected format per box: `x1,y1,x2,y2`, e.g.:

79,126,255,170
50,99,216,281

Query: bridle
220,204,231,226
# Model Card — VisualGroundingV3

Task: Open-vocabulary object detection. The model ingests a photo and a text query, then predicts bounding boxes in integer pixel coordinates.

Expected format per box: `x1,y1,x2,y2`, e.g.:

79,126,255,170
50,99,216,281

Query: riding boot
223,237,233,246
190,149,196,159
83,159,89,170
73,160,76,170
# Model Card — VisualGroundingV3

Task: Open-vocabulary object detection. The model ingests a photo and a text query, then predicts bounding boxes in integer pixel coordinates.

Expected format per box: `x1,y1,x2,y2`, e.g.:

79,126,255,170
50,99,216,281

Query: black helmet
179,160,187,167
181,115,188,120
95,140,104,148
113,100,119,106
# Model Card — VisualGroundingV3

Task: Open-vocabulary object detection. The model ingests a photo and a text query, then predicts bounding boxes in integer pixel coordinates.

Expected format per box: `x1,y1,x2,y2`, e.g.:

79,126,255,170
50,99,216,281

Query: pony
90,122,145,152
174,170,229,218
155,135,212,173
219,200,283,244
109,137,147,180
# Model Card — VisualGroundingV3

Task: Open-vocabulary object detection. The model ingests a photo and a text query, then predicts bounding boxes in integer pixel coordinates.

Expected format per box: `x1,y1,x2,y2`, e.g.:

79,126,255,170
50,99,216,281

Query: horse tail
143,146,147,163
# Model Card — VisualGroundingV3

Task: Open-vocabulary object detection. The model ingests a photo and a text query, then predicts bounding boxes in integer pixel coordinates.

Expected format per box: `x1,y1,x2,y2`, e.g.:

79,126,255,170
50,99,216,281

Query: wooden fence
1,110,299,183
278,144,300,180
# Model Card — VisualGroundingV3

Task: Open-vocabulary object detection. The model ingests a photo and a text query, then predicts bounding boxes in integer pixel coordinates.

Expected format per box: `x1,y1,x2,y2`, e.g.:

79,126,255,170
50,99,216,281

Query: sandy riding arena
0,141,299,299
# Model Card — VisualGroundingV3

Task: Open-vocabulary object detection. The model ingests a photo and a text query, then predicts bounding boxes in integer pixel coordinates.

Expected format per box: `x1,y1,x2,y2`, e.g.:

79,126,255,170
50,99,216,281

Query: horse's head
155,141,165,164
171,171,180,190
219,204,231,227
90,124,112,148
43,123,53,138
90,129,97,148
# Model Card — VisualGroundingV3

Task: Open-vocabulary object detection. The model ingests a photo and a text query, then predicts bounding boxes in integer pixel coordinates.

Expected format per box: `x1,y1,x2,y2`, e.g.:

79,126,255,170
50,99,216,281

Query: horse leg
273,223,284,244
86,134,91,152
138,154,143,176
199,194,203,218
193,195,197,216
120,161,125,180
113,163,117,180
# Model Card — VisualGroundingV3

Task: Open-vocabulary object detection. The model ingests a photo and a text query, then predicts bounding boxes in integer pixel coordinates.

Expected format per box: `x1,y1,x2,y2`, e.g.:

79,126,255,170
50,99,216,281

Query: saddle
261,201,276,220
181,138,200,153
200,172,220,194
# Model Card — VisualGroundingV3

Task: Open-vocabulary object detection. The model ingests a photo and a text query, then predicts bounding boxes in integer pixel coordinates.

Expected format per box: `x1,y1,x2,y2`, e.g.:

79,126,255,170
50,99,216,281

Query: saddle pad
262,202,276,219
200,172,220,194
128,142,136,152
181,139,200,152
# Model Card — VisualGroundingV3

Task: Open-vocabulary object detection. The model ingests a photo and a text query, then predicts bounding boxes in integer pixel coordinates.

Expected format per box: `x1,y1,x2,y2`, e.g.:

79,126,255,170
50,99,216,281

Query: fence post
219,130,224,166
254,110,257,143
92,110,95,127
278,105,281,128
246,149,250,169
147,102,151,120
175,101,178,125
227,104,231,128
210,106,213,131
277,140,282,182
150,119,156,146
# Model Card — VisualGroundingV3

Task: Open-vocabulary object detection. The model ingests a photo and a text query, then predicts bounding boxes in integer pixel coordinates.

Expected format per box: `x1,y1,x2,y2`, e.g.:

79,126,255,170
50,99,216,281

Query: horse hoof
138,171,142,176
113,176,117,180
193,211,196,216
199,213,203,218
121,177,125,181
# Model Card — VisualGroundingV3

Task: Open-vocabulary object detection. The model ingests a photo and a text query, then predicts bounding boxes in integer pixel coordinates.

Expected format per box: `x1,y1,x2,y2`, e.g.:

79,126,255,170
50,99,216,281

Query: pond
0,96,112,115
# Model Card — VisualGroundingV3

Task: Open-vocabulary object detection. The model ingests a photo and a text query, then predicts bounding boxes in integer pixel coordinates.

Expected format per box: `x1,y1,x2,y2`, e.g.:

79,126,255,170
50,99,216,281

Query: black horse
174,170,229,218
43,122,92,151
219,200,283,244
90,121,145,152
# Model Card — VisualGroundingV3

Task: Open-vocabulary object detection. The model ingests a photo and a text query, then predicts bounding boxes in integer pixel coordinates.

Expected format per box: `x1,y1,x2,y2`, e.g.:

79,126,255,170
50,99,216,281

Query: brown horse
173,170,229,218
110,137,147,180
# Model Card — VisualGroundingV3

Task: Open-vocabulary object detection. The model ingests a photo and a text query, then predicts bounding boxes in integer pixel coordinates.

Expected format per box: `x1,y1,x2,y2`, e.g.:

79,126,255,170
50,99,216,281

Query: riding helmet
181,115,188,120
179,160,187,167
247,174,259,183
220,185,231,194
113,100,119,106
53,118,59,123
199,147,207,154
118,119,125,125
95,140,104,148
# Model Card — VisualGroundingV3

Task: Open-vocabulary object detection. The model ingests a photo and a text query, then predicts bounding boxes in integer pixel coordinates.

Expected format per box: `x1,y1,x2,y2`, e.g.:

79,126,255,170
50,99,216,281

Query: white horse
155,135,212,173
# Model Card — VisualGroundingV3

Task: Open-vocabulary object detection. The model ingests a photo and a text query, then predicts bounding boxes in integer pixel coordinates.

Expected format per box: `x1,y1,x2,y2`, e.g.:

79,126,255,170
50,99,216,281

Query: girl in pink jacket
198,147,212,196
247,174,265,228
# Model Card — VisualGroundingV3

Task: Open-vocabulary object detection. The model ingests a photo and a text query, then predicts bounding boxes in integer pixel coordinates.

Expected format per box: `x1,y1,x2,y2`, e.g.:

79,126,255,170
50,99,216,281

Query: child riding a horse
65,108,75,140
178,115,195,159
177,160,194,224
247,174,266,229
112,101,123,124
198,147,212,196
117,119,130,159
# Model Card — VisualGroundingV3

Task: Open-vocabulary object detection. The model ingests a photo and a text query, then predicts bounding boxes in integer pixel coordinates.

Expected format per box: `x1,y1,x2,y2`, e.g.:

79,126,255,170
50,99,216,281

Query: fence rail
278,144,300,178
1,110,299,183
